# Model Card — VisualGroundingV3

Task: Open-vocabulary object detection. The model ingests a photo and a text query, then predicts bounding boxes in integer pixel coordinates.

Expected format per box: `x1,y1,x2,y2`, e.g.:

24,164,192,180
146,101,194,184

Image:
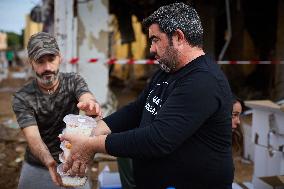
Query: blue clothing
104,54,233,189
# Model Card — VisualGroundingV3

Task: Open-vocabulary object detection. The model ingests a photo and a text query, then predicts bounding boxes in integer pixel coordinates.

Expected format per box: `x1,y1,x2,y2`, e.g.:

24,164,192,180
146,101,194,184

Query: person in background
232,96,244,156
6,48,14,67
61,3,234,189
12,32,102,189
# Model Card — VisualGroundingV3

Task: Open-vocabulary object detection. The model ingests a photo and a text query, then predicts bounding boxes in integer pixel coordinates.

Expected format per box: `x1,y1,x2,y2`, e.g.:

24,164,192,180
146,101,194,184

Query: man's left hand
77,100,102,118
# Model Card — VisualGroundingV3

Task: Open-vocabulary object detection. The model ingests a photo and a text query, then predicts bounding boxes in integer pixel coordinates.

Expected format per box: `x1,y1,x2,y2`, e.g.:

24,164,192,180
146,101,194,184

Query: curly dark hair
142,2,203,48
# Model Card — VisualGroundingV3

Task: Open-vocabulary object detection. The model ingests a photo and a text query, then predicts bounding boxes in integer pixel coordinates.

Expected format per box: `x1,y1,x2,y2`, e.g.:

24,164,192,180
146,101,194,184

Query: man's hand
77,100,102,118
59,133,107,176
22,126,63,186
46,160,62,186
78,93,103,118
60,133,96,176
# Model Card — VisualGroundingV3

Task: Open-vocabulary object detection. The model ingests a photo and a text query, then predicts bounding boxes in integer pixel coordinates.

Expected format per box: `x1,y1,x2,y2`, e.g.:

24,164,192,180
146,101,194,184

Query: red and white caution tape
69,58,157,65
68,58,284,65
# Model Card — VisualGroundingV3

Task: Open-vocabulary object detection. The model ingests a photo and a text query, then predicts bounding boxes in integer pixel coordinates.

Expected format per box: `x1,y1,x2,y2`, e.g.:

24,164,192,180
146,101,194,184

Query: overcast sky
0,0,41,34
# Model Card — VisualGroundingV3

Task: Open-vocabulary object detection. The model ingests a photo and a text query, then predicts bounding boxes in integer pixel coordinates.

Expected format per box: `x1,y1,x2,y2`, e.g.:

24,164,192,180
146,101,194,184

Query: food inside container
59,142,71,163
57,114,97,186
57,163,87,187
63,114,96,136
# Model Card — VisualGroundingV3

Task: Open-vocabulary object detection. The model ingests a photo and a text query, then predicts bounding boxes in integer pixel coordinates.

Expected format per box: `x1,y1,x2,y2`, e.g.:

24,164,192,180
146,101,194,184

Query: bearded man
12,32,102,189
61,3,234,189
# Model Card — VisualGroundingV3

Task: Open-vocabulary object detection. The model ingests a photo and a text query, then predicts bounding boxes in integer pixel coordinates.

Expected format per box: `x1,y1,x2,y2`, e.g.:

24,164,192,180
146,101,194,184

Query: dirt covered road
0,75,27,189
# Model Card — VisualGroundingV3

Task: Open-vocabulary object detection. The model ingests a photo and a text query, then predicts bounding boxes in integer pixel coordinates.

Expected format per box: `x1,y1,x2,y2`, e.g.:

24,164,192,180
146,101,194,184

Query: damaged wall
77,0,110,104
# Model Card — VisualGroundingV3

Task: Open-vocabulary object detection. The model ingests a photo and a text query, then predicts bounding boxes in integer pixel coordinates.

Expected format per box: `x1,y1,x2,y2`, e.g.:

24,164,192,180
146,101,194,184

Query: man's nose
43,62,52,70
150,44,156,53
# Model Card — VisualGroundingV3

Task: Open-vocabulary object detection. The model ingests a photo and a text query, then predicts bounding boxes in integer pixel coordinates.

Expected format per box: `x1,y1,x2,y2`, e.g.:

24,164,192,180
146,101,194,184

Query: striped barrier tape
68,58,284,65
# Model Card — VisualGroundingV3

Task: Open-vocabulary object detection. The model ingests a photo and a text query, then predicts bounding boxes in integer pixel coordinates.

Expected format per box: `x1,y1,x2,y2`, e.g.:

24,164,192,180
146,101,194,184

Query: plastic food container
57,163,87,187
57,114,97,187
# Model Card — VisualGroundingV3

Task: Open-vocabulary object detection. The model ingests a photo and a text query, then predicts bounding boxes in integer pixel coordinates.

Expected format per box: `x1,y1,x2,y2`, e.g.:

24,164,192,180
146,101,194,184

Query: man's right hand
22,126,63,186
47,160,63,186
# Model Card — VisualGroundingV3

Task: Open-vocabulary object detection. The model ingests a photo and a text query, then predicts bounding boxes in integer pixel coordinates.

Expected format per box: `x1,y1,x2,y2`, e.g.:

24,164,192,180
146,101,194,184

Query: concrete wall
77,0,110,105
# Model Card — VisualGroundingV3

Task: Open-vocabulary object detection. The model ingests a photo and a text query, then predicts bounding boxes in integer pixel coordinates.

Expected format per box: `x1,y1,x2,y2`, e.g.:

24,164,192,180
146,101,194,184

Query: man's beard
35,70,59,87
158,45,179,73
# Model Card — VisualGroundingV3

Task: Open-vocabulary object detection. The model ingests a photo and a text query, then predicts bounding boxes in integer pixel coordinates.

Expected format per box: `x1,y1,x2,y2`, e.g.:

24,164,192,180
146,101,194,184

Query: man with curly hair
62,3,234,189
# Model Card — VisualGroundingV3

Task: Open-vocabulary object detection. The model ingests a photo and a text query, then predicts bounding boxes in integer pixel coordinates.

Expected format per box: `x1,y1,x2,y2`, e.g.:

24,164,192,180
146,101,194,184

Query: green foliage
7,32,22,49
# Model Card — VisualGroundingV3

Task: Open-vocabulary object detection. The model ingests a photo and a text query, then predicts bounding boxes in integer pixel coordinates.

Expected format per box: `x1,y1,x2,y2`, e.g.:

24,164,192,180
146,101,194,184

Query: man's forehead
149,24,161,34
149,24,163,38
34,54,57,62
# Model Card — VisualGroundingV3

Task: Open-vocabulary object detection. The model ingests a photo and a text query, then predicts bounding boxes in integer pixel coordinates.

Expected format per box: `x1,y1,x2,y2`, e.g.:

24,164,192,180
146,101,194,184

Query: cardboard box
97,161,121,189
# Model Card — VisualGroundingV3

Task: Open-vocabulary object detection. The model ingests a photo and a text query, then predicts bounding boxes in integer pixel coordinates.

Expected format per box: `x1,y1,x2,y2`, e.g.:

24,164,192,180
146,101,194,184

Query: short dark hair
142,2,203,48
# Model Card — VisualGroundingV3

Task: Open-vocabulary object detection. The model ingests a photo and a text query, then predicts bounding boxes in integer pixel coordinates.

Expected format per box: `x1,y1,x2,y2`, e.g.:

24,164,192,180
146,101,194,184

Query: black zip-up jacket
104,54,234,189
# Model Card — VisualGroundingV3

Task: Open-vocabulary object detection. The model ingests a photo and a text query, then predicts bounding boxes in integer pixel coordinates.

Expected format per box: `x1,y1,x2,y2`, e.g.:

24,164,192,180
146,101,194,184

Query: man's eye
152,38,158,43
48,58,54,62
150,37,158,44
48,56,56,62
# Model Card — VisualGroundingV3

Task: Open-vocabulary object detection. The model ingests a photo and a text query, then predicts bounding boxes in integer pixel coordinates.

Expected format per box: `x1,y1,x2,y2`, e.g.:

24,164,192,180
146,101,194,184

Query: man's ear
172,29,186,46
